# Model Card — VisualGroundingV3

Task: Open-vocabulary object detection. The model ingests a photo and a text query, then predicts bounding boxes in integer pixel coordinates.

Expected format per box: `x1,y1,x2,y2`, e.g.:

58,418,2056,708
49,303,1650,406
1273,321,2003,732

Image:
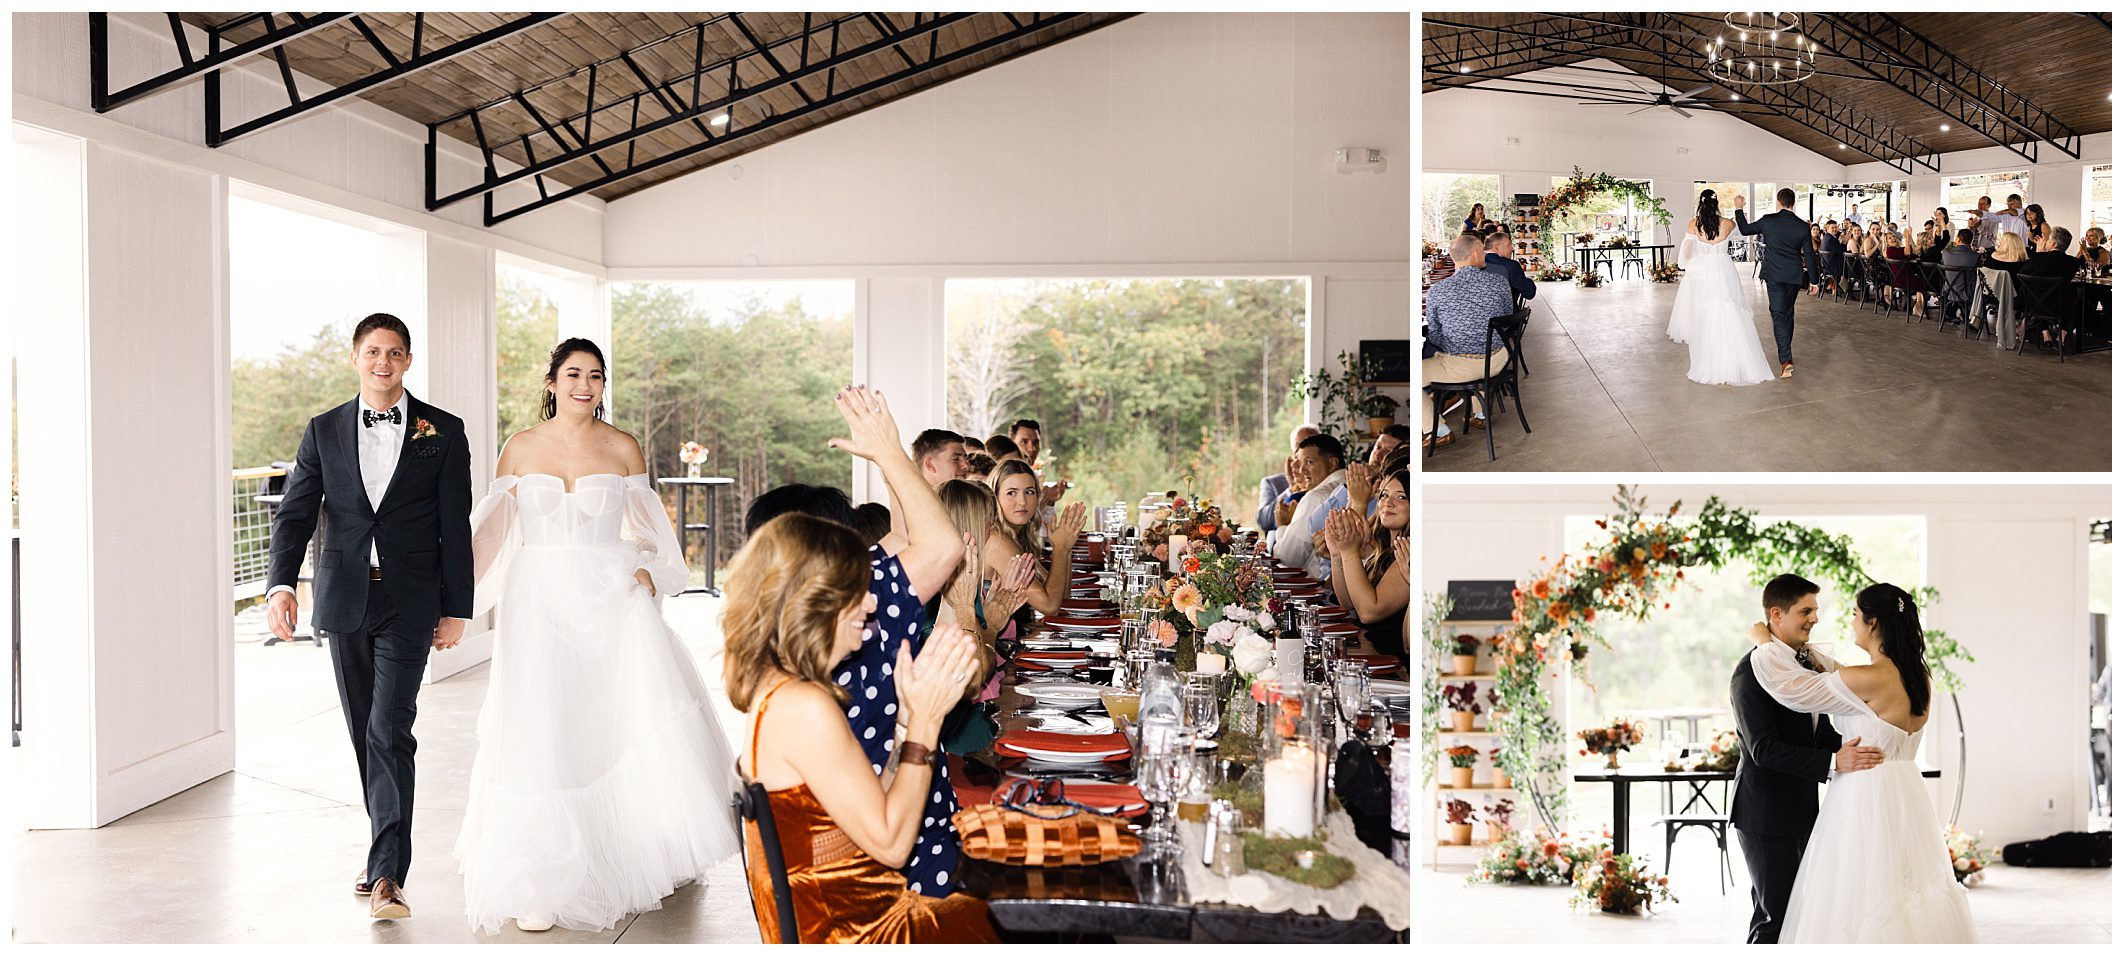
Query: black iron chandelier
1704,12,1818,87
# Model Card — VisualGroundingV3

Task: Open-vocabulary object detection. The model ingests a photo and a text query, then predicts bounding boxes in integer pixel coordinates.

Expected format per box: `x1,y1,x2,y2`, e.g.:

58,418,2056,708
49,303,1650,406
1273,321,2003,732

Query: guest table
655,475,732,596
1573,243,1676,279
2069,276,2112,354
1574,763,1942,857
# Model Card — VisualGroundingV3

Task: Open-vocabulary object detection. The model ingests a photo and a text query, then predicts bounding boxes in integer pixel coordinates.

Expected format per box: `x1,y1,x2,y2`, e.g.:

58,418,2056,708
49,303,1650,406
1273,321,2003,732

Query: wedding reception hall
1418,483,2113,944
8,11,1409,944
1421,12,2111,471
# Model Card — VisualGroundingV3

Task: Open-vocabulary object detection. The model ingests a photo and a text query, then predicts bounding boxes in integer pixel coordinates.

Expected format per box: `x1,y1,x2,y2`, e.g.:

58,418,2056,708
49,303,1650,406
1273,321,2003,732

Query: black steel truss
1421,19,1635,91
89,12,352,113
1812,13,2081,162
203,13,562,148
437,12,1093,226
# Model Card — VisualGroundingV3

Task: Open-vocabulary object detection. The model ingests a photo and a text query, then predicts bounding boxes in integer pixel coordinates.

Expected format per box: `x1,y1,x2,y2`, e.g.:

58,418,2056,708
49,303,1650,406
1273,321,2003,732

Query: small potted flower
1484,798,1516,844
1445,745,1480,788
1451,634,1480,676
1444,798,1476,846
1488,747,1511,789
1577,717,1644,770
1444,681,1483,732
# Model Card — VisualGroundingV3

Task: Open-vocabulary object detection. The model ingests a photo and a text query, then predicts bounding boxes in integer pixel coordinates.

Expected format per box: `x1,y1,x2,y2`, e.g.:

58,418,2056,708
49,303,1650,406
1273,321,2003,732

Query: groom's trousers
1764,281,1802,365
325,582,431,887
1735,825,1811,944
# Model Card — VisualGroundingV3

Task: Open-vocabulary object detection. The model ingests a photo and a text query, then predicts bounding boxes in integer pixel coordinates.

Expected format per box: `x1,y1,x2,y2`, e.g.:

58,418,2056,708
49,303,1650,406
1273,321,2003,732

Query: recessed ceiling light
1460,66,1472,74
1838,143,1846,149
1940,124,1950,131
1730,93,1740,100
709,113,730,127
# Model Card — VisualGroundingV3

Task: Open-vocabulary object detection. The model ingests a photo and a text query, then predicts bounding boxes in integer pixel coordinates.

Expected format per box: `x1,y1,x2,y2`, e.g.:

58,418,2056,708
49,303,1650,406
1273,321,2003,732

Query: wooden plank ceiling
1421,12,2112,167
182,12,1132,203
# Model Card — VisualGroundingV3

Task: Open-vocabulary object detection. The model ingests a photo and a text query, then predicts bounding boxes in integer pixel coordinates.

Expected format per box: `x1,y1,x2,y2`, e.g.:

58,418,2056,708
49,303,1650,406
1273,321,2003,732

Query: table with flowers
951,493,1409,940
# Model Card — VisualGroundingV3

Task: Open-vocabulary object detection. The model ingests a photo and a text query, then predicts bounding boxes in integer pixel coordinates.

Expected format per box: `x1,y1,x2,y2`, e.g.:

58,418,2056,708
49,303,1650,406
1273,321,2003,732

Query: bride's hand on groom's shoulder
1747,621,1775,645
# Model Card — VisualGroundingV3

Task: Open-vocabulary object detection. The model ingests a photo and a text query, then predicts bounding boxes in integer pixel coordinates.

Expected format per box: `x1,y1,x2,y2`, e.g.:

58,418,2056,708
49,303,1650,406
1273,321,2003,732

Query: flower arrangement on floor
1945,825,1997,885
1468,829,1604,885
1535,263,1578,282
1444,798,1476,845
1571,846,1676,915
1576,271,1604,288
1577,718,1645,769
1444,681,1483,732
1444,744,1480,788
1649,261,1683,282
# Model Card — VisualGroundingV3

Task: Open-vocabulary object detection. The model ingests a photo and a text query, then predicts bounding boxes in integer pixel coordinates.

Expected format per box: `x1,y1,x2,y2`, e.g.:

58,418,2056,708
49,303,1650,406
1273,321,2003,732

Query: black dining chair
1425,312,1530,463
734,780,800,944
1508,294,1532,378
1936,263,1979,336
1836,255,1865,306
1909,262,1943,327
1659,780,1736,896
2014,274,2077,362
1621,252,1646,280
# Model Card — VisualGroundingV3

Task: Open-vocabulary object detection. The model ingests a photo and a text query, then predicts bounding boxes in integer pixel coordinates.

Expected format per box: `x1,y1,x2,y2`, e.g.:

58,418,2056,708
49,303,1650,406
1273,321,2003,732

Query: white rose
1223,604,1251,622
1255,611,1277,631
1231,632,1274,676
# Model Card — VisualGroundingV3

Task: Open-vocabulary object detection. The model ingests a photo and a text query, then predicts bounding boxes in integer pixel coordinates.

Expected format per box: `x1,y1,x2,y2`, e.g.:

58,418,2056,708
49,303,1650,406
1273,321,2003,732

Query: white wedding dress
455,473,739,934
1669,226,1775,386
1749,644,1979,944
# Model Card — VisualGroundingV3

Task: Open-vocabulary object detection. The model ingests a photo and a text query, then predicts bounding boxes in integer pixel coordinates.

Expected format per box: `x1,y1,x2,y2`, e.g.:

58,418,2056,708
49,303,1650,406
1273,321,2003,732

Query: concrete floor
12,594,764,944
1423,262,2112,471
1417,836,2112,944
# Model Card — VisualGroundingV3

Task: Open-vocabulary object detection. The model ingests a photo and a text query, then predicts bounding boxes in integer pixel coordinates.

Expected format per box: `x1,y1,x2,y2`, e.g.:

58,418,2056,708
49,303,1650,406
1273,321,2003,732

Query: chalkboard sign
1359,338,1411,385
1444,580,1516,621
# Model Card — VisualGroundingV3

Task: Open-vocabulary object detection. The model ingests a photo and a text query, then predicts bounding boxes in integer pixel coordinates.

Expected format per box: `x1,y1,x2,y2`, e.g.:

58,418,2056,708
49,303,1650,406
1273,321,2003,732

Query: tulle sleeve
1680,232,1698,262
1749,643,1871,717
622,474,690,597
470,476,520,618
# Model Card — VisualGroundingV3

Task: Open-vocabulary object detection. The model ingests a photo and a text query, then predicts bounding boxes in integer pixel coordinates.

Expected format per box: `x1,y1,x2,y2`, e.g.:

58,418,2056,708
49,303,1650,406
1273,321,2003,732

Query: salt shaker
1209,802,1248,877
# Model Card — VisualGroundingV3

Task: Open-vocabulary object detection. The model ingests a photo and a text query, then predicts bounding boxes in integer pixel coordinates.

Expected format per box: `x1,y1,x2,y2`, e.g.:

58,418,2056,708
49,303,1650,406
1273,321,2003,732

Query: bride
1670,189,1776,386
1746,583,1978,943
456,337,739,934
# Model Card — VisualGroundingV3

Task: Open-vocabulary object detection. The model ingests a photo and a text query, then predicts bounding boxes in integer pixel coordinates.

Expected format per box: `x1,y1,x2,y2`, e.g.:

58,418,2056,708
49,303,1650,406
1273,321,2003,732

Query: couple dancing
1668,188,1818,386
266,314,739,933
1730,574,1977,944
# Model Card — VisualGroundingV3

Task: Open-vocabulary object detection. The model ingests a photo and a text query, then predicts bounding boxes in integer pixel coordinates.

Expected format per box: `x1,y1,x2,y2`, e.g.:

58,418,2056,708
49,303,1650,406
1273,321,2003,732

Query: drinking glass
1120,619,1146,654
1135,717,1188,851
1331,659,1371,732
1123,648,1157,692
1180,675,1221,741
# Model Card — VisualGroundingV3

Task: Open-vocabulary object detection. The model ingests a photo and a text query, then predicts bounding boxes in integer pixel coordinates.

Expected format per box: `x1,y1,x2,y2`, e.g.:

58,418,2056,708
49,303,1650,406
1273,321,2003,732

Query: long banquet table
949,555,1407,942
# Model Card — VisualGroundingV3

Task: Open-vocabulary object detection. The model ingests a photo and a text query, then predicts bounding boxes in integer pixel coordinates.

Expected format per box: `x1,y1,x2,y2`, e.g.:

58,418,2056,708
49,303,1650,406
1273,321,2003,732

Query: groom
265,313,473,920
1734,188,1819,379
1730,574,1883,943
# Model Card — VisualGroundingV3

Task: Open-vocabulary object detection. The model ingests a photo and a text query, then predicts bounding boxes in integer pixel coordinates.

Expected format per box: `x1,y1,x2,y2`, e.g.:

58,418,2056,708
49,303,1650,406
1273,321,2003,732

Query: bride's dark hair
1855,582,1930,716
1695,189,1722,242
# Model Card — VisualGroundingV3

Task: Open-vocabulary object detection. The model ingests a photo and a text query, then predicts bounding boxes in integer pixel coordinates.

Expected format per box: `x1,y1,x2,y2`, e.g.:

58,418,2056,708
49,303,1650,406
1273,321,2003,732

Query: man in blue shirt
1482,232,1537,301
1421,234,1514,449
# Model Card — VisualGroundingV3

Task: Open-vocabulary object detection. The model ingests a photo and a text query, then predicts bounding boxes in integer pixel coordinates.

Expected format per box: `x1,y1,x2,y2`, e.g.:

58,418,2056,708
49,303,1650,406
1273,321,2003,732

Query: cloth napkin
997,728,1130,755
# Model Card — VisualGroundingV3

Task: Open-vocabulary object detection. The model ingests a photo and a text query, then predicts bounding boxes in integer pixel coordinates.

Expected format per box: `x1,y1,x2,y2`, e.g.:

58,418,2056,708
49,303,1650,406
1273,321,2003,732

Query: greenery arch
1534,166,1675,265
1423,486,1974,833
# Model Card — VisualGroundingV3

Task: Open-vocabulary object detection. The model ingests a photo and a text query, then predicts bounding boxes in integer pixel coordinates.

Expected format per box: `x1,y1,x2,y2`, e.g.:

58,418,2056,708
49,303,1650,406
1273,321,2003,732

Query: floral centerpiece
1444,681,1483,732
1571,846,1676,915
1444,744,1480,788
1945,825,1997,885
678,440,708,478
1469,828,1605,885
1141,549,1275,674
1423,238,1441,259
1694,730,1740,772
1601,235,1633,249
1577,718,1644,769
1144,493,1239,559
1444,798,1476,845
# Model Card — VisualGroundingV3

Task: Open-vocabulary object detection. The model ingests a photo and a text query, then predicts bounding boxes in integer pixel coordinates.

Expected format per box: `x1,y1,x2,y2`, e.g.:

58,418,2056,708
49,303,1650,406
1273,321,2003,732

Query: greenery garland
1534,166,1674,263
1425,486,1974,834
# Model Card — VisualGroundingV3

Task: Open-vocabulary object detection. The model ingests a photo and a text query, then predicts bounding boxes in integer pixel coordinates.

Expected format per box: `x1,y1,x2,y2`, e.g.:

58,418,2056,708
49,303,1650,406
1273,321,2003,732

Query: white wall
1422,484,2109,845
1423,61,1849,243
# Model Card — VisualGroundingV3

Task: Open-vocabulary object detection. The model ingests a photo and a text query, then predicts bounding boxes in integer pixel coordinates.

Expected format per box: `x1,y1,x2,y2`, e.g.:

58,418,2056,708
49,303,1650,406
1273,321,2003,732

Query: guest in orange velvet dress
723,511,999,944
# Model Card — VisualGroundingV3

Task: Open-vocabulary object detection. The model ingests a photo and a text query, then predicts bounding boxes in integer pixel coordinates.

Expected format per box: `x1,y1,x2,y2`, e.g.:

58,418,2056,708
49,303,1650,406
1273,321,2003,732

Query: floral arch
1534,166,1675,263
1424,487,1973,833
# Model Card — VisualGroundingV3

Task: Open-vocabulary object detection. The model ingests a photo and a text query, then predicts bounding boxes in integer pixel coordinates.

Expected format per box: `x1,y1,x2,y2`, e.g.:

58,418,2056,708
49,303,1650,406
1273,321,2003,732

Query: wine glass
1331,659,1371,735
1181,676,1221,742
1135,717,1188,852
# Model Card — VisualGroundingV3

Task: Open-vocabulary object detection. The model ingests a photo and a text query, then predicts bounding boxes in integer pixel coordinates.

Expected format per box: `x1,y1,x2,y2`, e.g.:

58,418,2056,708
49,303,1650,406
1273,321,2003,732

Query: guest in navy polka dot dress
740,386,975,897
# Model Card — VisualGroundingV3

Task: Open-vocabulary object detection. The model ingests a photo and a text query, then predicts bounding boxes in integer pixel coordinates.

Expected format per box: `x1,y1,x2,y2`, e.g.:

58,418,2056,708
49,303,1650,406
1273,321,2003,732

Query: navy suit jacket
1735,208,1819,287
1483,252,1537,300
267,395,475,633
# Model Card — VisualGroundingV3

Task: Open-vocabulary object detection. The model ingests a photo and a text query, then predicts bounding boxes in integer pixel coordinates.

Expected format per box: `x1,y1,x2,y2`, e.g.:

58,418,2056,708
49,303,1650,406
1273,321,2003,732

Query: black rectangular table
1574,243,1677,279
1574,763,1942,857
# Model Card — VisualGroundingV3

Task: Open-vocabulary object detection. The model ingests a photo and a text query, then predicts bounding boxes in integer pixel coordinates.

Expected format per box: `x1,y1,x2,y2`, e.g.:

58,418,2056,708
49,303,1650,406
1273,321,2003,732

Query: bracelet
898,741,936,767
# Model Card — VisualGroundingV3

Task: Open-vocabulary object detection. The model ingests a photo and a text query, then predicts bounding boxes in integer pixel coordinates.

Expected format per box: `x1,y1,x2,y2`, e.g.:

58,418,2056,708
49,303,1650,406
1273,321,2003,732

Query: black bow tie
363,407,402,428
1795,647,1820,673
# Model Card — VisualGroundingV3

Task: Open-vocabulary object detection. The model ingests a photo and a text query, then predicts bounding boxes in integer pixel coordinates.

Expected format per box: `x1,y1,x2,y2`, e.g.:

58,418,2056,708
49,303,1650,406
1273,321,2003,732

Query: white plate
1370,679,1410,697
1046,620,1120,632
1027,716,1118,735
1020,682,1108,703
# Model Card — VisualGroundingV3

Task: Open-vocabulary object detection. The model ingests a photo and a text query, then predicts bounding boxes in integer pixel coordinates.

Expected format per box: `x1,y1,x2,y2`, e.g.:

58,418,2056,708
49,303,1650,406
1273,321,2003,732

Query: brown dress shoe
356,872,374,896
370,877,411,920
1779,362,1794,379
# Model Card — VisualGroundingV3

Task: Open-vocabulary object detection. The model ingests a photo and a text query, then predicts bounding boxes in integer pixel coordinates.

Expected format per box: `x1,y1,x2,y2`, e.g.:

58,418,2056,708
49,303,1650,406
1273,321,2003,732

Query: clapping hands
1051,501,1086,553
1324,507,1369,554
986,553,1039,622
894,621,980,733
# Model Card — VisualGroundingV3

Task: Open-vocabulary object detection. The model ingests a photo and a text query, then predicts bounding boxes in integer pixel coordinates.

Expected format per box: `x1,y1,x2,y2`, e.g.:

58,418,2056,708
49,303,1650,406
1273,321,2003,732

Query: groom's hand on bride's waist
1835,737,1885,773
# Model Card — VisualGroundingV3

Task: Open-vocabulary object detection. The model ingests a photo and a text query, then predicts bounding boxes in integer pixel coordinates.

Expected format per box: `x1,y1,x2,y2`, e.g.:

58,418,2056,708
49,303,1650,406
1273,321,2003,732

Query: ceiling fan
1570,79,1721,118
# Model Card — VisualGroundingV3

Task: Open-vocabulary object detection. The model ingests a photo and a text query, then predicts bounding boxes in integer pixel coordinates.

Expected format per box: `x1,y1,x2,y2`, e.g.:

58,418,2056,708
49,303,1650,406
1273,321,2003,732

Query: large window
1549,175,1654,246
1556,512,1924,833
1694,181,1749,219
944,278,1308,528
1422,173,1504,244
1753,182,1778,220
1850,181,1909,229
608,281,855,575
494,262,565,445
1943,170,2030,225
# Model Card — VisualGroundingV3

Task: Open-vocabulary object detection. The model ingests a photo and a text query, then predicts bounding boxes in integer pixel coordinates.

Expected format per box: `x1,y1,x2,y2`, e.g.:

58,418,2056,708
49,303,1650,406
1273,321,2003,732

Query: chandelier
1704,12,1817,87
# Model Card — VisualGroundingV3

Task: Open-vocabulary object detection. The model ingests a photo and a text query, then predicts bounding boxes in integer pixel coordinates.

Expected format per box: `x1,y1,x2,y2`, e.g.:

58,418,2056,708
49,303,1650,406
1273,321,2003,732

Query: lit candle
1263,742,1319,838
1197,651,1227,675
1169,534,1187,573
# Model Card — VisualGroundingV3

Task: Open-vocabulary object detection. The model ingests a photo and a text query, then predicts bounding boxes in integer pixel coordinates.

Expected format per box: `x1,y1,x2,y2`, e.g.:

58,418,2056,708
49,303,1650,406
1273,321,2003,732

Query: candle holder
1259,681,1329,838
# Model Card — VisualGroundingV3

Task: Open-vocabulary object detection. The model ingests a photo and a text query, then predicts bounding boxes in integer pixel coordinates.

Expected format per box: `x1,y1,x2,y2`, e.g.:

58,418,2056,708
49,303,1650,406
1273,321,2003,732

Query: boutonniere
410,418,439,442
